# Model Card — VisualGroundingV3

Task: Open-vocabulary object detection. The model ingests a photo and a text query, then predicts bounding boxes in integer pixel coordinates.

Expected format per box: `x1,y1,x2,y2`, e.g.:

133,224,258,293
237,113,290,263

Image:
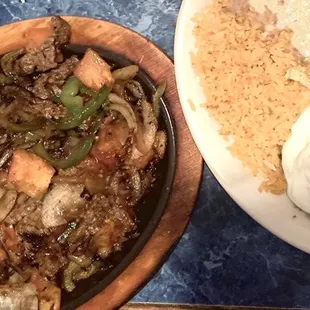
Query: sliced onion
141,100,158,151
108,93,137,133
128,167,142,203
134,122,148,154
52,174,85,185
112,81,125,98
126,80,146,100
152,81,166,119
112,65,139,81
42,184,84,228
154,130,167,159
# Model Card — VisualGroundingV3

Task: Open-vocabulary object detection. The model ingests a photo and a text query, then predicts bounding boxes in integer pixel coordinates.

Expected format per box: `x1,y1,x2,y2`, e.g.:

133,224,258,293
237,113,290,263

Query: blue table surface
2,0,310,308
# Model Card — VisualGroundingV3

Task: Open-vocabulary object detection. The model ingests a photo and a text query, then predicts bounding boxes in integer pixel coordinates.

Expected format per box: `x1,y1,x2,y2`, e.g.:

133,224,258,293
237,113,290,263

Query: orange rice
192,0,310,194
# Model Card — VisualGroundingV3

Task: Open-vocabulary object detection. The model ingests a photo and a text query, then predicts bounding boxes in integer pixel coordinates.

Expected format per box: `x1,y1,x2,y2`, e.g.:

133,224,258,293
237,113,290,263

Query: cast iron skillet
60,45,176,310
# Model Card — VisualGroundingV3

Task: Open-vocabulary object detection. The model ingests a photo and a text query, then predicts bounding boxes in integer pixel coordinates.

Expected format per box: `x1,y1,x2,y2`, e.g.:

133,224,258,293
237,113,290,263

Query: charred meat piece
13,17,71,76
67,194,111,250
32,56,79,100
36,241,68,280
51,16,71,47
16,205,49,236
16,38,60,75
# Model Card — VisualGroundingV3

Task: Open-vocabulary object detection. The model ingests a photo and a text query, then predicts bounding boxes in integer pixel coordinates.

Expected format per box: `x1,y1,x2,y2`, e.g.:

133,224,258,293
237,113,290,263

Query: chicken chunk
73,48,114,90
8,149,55,199
25,27,54,49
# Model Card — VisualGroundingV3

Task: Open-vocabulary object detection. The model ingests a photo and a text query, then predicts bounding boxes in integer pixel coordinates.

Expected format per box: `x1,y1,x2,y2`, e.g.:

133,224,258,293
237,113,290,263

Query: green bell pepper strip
59,76,84,111
57,86,110,130
33,135,95,169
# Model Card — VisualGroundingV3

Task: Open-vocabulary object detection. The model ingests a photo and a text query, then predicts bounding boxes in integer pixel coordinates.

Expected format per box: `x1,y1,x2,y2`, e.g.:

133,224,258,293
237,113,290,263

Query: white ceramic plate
174,0,310,253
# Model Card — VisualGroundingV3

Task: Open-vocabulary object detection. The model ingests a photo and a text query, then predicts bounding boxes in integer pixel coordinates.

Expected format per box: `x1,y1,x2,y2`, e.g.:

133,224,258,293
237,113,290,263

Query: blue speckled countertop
2,0,310,308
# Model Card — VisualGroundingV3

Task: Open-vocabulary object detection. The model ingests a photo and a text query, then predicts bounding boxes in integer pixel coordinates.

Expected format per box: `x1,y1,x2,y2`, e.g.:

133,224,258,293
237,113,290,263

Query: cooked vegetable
57,221,78,244
0,74,13,85
112,65,139,81
125,80,146,100
72,261,101,281
154,130,167,159
152,82,166,119
285,68,310,88
108,93,137,132
62,261,79,292
57,86,110,130
141,100,158,151
59,76,84,110
8,149,55,198
73,48,115,90
33,135,95,169
41,184,83,228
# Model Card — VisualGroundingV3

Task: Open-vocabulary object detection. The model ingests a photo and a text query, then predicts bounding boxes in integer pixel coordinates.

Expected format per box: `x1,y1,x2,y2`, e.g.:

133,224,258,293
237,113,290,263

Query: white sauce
282,107,310,213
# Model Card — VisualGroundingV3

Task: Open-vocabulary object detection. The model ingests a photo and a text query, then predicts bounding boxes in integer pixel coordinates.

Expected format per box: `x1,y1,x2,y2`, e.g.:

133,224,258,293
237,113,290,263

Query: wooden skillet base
0,17,203,310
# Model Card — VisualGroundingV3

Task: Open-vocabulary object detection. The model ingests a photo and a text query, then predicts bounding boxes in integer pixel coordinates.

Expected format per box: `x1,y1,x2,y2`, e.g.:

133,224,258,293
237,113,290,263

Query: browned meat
32,56,79,100
33,98,65,119
14,17,71,76
0,84,65,121
36,242,68,279
0,85,57,122
5,199,40,226
0,262,9,284
16,205,49,236
91,206,135,259
67,194,110,250
0,85,34,104
17,38,59,75
51,16,71,47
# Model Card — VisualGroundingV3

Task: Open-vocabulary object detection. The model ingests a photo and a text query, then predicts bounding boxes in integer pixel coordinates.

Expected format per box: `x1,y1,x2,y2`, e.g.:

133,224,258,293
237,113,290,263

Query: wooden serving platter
0,17,203,310
121,303,302,310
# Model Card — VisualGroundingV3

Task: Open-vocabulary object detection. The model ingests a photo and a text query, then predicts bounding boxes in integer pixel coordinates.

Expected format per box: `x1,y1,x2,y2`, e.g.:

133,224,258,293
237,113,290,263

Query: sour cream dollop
282,107,310,213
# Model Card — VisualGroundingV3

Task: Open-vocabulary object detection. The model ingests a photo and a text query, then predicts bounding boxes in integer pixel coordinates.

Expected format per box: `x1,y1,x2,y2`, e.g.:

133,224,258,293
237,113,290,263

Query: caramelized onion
141,100,158,151
112,65,139,81
108,93,137,132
